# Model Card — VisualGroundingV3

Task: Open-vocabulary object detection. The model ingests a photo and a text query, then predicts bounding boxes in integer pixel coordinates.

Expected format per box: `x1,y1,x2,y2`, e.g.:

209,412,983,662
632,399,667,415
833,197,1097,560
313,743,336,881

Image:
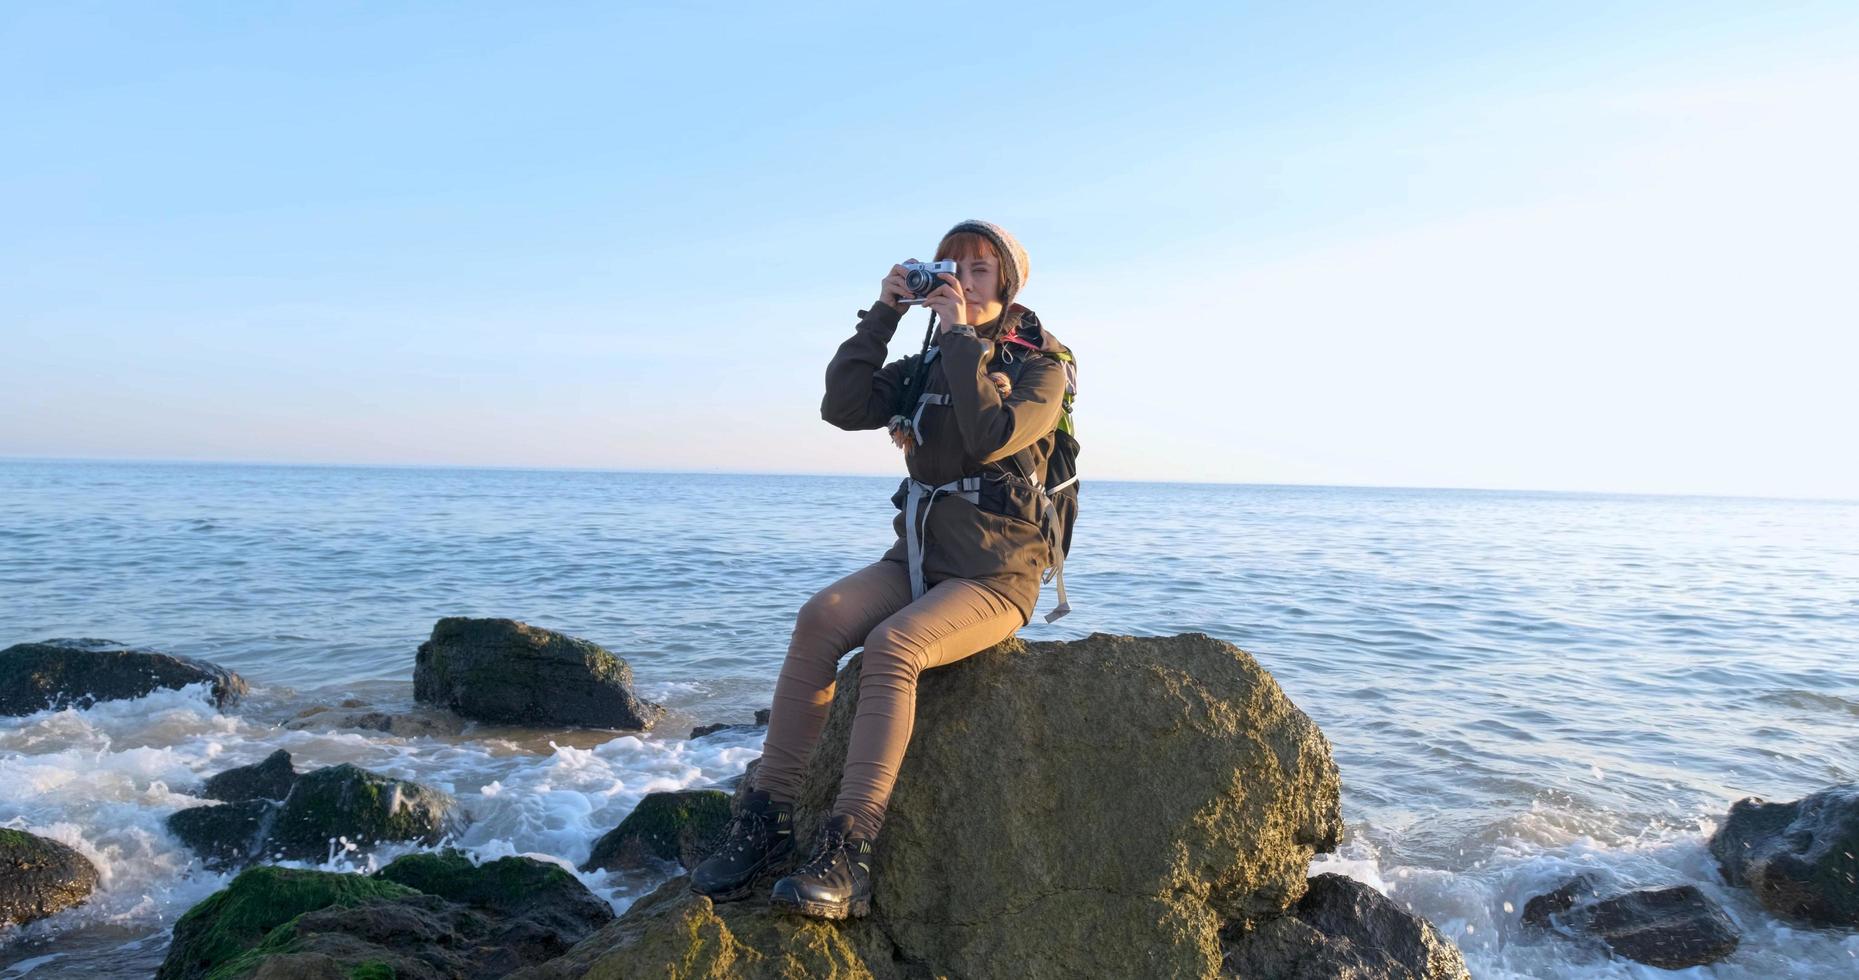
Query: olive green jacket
822,299,1069,626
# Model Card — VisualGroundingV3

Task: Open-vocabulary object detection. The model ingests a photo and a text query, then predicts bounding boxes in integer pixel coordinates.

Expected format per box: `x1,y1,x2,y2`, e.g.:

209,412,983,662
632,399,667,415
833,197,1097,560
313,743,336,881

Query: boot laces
794,824,850,877
721,805,774,856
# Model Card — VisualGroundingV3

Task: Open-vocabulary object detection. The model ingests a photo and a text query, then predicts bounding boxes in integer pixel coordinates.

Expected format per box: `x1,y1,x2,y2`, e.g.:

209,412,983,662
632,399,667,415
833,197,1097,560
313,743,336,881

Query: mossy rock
508,872,900,980
580,790,733,872
154,865,418,980
0,638,247,716
375,849,613,936
516,632,1367,979
159,855,614,980
0,828,100,927
413,617,665,729
261,764,467,862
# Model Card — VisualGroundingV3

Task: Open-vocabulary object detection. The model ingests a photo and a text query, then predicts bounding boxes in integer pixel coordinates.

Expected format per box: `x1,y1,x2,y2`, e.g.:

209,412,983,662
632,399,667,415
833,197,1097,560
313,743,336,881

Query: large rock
581,789,734,873
414,617,666,729
515,631,1361,979
1221,873,1470,979
263,763,468,862
0,829,100,927
169,761,468,868
1709,783,1859,927
156,853,614,980
155,865,418,980
0,638,248,716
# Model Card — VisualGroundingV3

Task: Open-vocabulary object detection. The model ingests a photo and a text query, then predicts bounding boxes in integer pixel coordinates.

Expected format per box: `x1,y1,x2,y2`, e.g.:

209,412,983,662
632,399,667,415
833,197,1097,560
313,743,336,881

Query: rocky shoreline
3,622,1855,976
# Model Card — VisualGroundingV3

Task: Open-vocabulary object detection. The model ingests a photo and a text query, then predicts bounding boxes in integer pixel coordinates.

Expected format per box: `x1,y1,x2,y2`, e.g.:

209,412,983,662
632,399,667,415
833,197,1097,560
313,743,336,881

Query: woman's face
956,247,1004,324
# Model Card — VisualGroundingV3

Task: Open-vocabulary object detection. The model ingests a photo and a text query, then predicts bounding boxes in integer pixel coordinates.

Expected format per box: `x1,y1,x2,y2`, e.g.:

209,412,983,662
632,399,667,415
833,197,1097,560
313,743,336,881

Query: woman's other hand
878,259,917,311
925,272,969,330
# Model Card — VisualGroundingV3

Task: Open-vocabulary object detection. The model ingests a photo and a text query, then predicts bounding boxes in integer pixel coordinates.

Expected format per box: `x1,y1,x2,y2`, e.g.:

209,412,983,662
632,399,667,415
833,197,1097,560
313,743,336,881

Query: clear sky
4,2,1855,500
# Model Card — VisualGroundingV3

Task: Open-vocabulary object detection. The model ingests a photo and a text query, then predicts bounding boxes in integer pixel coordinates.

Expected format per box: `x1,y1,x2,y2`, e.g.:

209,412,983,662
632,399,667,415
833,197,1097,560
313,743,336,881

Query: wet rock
202,748,298,802
581,789,734,873
0,829,100,928
513,631,1363,979
691,706,772,740
1520,875,1741,970
1709,782,1859,927
0,638,248,716
167,799,277,870
170,761,467,869
1222,873,1471,979
1520,872,1604,928
284,705,469,737
156,854,613,980
262,763,468,862
154,865,418,980
1579,886,1740,969
414,617,665,730
376,849,614,940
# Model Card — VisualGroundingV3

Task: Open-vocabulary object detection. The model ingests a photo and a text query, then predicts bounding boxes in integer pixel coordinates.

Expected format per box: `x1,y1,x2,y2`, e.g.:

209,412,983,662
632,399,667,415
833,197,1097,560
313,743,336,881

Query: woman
689,219,1072,920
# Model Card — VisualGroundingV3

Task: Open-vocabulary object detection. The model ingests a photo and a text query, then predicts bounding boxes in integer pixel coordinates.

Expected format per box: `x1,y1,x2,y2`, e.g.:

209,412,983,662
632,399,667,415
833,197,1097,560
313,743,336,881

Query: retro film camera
898,259,958,305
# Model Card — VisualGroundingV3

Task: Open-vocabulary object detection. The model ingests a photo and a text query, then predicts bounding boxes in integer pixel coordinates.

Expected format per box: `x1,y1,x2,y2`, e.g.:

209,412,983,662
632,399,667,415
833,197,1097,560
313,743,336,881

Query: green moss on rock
155,865,417,980
581,789,733,872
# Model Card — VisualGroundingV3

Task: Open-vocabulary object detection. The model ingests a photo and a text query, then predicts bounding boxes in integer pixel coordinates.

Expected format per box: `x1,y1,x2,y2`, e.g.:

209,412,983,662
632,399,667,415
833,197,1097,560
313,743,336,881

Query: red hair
934,232,1006,298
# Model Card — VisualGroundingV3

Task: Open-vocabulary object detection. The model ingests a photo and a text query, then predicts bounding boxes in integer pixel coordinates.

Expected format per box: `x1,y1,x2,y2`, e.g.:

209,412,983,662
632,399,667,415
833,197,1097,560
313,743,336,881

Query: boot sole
689,839,792,903
770,892,872,919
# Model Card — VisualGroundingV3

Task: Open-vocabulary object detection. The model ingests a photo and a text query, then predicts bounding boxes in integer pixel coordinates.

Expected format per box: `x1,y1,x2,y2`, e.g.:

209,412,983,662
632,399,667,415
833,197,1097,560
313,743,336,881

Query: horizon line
2,453,1854,507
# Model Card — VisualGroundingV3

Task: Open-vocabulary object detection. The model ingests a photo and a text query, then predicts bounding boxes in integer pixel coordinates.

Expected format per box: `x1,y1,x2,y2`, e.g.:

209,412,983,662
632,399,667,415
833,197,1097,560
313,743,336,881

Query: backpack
995,314,1079,622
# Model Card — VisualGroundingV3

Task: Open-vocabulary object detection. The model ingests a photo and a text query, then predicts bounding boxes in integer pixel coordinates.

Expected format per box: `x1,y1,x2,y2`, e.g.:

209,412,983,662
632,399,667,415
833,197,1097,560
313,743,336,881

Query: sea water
2,459,1856,977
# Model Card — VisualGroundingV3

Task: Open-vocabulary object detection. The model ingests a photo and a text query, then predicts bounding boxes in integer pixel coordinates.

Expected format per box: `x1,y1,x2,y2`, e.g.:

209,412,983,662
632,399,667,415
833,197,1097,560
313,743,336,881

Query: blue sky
4,2,1855,499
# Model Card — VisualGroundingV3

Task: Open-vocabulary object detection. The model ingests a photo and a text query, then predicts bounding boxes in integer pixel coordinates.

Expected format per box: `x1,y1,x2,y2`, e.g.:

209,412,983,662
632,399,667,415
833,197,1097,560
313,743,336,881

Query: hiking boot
689,788,793,901
768,812,874,919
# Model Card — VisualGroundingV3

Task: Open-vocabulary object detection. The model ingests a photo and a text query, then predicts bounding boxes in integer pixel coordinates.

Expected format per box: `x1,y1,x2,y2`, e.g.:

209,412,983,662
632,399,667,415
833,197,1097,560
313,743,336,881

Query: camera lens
906,268,936,296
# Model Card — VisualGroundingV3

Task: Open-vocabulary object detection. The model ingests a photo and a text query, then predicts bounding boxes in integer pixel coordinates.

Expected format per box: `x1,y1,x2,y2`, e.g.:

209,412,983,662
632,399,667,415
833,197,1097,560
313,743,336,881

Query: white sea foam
1314,808,1859,978
0,683,767,966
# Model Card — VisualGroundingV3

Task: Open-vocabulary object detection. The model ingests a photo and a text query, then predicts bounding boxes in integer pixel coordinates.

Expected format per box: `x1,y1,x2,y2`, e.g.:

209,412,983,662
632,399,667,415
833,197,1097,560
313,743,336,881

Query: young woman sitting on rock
689,219,1072,920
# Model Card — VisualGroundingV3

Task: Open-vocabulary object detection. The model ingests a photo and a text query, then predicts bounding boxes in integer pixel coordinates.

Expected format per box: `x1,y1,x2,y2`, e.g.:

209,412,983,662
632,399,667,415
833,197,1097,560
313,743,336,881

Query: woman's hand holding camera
878,260,917,312
924,272,969,332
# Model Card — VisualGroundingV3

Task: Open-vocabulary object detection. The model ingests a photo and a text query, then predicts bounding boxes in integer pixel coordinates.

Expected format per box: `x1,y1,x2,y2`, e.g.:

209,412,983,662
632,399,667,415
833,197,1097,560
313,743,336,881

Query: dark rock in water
1709,782,1859,927
262,763,468,862
167,799,277,870
581,790,733,873
284,704,469,737
0,828,100,928
154,864,420,980
510,632,1371,980
689,722,748,739
1569,885,1741,970
376,849,614,940
0,638,248,716
203,749,298,802
1520,874,1741,970
414,617,665,730
691,707,773,740
1520,872,1604,928
156,854,614,980
1223,873,1471,979
172,759,465,868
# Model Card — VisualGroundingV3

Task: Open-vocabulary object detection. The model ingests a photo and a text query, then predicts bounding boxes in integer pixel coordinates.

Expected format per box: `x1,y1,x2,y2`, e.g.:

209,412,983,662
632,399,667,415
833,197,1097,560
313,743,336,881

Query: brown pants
750,558,1023,839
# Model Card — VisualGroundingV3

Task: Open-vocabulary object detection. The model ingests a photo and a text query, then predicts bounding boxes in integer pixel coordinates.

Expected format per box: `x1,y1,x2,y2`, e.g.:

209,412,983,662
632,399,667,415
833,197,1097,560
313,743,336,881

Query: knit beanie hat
939,219,1030,312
